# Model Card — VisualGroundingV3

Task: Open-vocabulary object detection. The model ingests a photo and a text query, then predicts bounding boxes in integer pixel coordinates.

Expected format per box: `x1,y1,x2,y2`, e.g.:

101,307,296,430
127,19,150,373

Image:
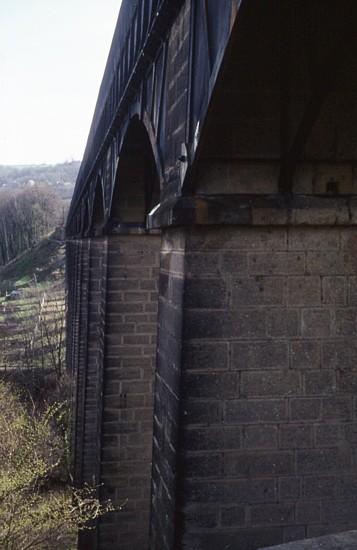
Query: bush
0,381,113,549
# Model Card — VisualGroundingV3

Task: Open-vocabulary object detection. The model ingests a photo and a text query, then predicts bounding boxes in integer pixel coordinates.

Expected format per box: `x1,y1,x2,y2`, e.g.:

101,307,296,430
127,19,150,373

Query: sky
0,0,122,165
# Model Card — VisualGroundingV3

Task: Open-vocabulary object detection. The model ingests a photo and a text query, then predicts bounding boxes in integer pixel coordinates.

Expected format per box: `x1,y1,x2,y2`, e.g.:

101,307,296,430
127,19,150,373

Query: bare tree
0,186,60,266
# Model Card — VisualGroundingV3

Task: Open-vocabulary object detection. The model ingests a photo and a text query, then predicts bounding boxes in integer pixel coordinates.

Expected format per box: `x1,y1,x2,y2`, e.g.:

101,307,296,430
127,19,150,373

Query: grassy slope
0,231,66,370
0,229,65,294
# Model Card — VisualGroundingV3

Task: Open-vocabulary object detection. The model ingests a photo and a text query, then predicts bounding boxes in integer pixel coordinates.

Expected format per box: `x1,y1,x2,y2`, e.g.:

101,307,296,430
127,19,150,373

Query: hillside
0,228,65,294
0,229,66,373
0,160,80,200
0,161,78,267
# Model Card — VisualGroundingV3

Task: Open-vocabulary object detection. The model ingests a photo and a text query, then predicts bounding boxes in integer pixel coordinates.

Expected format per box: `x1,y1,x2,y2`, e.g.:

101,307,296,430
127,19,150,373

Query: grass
0,230,65,295
0,228,66,372
0,284,66,371
14,275,32,288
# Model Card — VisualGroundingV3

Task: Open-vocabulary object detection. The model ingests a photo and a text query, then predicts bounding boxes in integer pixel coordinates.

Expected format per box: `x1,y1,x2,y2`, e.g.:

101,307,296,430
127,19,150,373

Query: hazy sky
0,0,122,165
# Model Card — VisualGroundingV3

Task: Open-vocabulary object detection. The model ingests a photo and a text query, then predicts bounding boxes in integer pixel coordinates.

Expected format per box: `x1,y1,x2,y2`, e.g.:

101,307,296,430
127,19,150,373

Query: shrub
0,381,113,549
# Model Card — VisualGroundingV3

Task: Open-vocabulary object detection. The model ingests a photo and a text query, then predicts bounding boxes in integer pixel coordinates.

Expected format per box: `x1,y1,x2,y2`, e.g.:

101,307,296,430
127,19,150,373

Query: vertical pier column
67,238,89,486
150,196,357,550
97,232,161,550
71,237,107,550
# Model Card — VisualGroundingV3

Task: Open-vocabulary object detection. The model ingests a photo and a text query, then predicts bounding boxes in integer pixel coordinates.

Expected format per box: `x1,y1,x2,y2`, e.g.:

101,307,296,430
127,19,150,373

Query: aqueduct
66,1,357,548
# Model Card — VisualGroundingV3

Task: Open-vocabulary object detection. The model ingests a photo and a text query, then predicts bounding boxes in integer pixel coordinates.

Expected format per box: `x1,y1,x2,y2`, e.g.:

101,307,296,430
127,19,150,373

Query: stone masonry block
290,341,320,369
221,252,248,274
187,227,287,251
279,477,301,500
184,372,239,399
161,250,184,274
323,277,346,305
321,397,353,421
290,399,321,421
182,505,219,529
295,501,321,523
288,228,340,250
321,500,357,523
225,399,288,424
220,506,245,527
266,309,300,337
288,277,321,306
314,424,342,447
108,266,152,279
181,478,277,504
224,451,294,478
183,426,242,451
232,341,288,370
338,369,357,393
241,370,301,398
232,276,286,306
296,449,351,475
182,400,223,425
243,425,278,449
248,253,305,275
185,253,223,277
344,423,357,445
322,340,357,369
303,476,338,499
279,424,313,448
184,278,228,308
183,454,222,478
184,309,266,339
167,275,184,304
334,309,357,336
251,503,295,526
304,370,336,395
306,251,352,275
302,309,331,338
348,276,357,305
182,342,229,370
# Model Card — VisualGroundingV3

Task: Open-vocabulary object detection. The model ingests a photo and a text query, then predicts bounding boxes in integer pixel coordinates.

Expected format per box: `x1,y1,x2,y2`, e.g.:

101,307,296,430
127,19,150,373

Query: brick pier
146,202,357,549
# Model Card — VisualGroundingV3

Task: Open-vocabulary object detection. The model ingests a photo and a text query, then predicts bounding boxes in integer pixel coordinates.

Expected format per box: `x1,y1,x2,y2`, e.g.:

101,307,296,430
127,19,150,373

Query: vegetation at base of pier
0,216,114,548
0,380,114,550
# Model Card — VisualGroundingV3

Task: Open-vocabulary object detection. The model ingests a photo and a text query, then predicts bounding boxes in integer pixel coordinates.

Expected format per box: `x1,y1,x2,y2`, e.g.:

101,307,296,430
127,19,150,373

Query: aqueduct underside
66,1,357,548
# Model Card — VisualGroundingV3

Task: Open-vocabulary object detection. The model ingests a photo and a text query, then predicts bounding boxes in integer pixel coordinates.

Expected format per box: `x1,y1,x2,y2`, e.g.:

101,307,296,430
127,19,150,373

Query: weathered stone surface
175,224,357,550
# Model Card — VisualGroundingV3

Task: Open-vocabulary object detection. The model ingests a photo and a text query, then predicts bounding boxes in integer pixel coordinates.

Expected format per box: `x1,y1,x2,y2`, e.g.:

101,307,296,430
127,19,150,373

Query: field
0,230,66,374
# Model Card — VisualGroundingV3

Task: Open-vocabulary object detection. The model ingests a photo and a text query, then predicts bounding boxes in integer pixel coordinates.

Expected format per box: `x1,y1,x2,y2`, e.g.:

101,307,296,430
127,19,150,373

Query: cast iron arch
91,175,105,234
109,117,160,226
80,199,90,237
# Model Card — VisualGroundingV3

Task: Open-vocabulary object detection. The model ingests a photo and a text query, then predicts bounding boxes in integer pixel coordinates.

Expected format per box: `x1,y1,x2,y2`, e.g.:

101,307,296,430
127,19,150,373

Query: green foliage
0,382,113,550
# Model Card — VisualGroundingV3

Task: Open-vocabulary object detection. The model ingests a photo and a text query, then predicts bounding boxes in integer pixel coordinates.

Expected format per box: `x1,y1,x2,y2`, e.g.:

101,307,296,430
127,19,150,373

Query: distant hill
0,161,80,200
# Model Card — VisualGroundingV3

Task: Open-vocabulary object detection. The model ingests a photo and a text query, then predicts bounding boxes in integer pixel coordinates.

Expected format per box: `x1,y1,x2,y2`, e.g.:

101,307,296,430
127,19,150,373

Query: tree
0,186,60,267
